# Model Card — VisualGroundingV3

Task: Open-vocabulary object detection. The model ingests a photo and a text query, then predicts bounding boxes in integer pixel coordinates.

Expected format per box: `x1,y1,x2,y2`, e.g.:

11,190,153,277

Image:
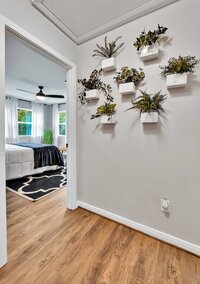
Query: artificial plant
78,69,113,104
93,36,124,58
114,66,145,86
43,129,53,144
160,55,199,77
126,89,167,115
91,102,116,120
133,24,168,51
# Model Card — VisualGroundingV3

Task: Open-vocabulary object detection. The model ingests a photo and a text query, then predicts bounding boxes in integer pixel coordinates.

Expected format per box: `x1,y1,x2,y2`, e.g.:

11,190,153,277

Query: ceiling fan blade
16,88,35,94
45,95,65,98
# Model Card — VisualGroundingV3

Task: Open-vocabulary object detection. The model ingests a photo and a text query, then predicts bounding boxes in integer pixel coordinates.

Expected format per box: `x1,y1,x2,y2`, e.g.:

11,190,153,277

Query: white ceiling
5,32,67,104
32,0,179,44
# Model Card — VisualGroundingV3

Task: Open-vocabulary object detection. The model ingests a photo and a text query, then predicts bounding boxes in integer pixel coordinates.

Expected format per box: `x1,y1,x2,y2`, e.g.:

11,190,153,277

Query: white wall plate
140,112,158,123
119,82,136,95
101,57,116,72
140,44,159,61
101,115,116,124
166,73,188,89
85,89,99,100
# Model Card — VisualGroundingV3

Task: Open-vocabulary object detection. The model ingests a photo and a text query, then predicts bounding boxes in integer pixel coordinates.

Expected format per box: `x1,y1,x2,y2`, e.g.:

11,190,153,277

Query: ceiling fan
16,86,65,101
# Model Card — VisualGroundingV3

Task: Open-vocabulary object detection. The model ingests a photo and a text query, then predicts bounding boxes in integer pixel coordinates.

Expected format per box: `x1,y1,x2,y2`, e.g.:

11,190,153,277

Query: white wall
0,0,77,267
77,0,200,250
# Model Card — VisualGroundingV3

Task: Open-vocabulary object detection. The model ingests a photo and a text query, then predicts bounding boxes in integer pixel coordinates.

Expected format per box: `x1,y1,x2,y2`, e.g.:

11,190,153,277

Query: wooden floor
0,189,199,284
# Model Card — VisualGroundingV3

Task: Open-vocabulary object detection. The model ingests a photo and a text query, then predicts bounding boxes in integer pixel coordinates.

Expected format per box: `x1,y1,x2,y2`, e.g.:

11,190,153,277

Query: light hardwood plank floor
0,188,199,284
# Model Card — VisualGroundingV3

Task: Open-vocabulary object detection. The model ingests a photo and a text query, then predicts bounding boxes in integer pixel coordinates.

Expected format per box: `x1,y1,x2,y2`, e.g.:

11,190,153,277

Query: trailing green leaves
78,69,113,104
126,90,167,115
91,102,116,120
93,36,125,58
133,25,168,51
114,66,145,86
160,55,199,77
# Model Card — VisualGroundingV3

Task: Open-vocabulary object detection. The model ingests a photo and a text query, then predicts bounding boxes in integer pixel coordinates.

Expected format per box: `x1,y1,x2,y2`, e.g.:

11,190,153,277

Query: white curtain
32,102,44,143
52,104,59,146
5,97,18,143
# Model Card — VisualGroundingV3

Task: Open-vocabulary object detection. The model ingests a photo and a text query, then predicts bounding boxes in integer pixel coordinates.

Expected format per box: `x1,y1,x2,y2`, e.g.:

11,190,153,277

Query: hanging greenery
160,55,200,77
133,25,168,51
114,66,145,86
78,69,113,105
93,36,125,58
91,102,116,120
126,90,167,115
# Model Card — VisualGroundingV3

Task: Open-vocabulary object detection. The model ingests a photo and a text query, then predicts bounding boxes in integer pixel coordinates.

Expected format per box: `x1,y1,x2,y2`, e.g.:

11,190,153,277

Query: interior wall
77,0,200,247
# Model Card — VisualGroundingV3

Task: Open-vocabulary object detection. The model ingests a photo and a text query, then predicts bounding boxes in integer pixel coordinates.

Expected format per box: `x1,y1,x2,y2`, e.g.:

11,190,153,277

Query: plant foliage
114,66,145,86
126,89,167,115
93,36,125,58
133,25,168,51
160,55,199,77
78,69,113,104
43,129,53,144
91,102,116,120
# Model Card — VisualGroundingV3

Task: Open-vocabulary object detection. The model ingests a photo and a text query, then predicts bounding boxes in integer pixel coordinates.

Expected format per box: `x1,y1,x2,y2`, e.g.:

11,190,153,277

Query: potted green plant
43,129,53,144
133,25,168,61
160,55,199,88
126,90,167,123
93,36,125,72
78,69,113,105
114,66,145,95
91,102,116,124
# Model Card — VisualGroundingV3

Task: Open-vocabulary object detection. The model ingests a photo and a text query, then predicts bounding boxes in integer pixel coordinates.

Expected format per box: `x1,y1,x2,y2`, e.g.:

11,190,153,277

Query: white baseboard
77,201,200,256
0,257,7,268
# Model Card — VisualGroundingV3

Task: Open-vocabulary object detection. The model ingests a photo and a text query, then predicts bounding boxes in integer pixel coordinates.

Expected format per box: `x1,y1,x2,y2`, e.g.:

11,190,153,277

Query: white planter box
140,112,158,123
140,44,159,61
101,115,116,124
85,89,99,100
166,74,188,89
101,57,116,72
119,82,136,95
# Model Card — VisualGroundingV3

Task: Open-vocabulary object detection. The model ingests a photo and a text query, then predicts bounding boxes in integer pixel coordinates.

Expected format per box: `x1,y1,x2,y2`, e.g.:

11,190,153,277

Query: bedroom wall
0,0,77,267
77,0,200,251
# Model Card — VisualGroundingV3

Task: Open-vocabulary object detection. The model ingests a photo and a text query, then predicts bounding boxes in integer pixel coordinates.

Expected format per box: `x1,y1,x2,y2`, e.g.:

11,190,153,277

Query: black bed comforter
14,143,64,169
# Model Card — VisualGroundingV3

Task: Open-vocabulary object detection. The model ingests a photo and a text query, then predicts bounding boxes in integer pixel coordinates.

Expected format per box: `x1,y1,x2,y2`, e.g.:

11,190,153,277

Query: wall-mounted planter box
166,73,188,89
140,112,158,123
85,89,99,100
101,57,116,72
119,82,136,95
101,115,116,124
140,44,159,61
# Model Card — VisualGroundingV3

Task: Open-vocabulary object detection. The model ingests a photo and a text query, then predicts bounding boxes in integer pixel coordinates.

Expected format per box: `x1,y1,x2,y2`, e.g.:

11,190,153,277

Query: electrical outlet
161,198,170,213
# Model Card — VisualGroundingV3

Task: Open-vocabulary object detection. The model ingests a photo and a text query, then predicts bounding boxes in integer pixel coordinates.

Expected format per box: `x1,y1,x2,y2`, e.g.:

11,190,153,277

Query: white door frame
0,15,77,267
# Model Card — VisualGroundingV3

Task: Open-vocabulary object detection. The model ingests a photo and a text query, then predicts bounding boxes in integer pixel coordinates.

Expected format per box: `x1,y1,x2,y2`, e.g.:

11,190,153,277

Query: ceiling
32,0,179,44
5,32,67,104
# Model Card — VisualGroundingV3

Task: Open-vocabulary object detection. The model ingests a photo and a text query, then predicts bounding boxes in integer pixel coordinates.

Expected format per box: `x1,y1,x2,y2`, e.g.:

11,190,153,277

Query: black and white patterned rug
6,168,67,202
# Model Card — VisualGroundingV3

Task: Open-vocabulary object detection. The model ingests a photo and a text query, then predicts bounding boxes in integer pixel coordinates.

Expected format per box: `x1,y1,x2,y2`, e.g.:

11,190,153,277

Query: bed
6,143,64,180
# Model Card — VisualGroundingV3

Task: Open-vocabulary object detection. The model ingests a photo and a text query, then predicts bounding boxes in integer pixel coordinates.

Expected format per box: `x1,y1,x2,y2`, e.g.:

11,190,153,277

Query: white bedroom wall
77,0,200,251
0,0,76,267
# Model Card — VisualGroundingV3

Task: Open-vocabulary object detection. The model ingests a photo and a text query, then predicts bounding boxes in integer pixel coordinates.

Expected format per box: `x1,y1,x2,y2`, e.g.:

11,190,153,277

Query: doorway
0,19,77,267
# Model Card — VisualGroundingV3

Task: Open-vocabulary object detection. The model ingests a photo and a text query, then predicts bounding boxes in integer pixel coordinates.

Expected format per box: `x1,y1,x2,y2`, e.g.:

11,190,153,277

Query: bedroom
5,31,67,201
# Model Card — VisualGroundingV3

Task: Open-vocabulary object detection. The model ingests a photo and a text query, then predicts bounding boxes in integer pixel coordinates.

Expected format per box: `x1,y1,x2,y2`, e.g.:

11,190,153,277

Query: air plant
160,55,199,77
93,36,125,58
133,25,168,51
78,69,113,104
91,102,116,120
126,89,167,115
114,66,145,86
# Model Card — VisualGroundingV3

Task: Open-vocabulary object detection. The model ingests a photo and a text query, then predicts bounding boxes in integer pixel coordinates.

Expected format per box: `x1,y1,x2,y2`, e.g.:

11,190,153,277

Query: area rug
6,168,67,202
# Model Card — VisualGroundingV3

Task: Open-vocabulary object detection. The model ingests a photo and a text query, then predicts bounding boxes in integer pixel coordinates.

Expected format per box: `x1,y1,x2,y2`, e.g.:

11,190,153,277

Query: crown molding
32,0,180,45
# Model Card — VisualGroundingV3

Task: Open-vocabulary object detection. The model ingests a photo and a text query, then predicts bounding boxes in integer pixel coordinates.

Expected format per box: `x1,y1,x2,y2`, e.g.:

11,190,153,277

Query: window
59,111,66,135
18,108,32,136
